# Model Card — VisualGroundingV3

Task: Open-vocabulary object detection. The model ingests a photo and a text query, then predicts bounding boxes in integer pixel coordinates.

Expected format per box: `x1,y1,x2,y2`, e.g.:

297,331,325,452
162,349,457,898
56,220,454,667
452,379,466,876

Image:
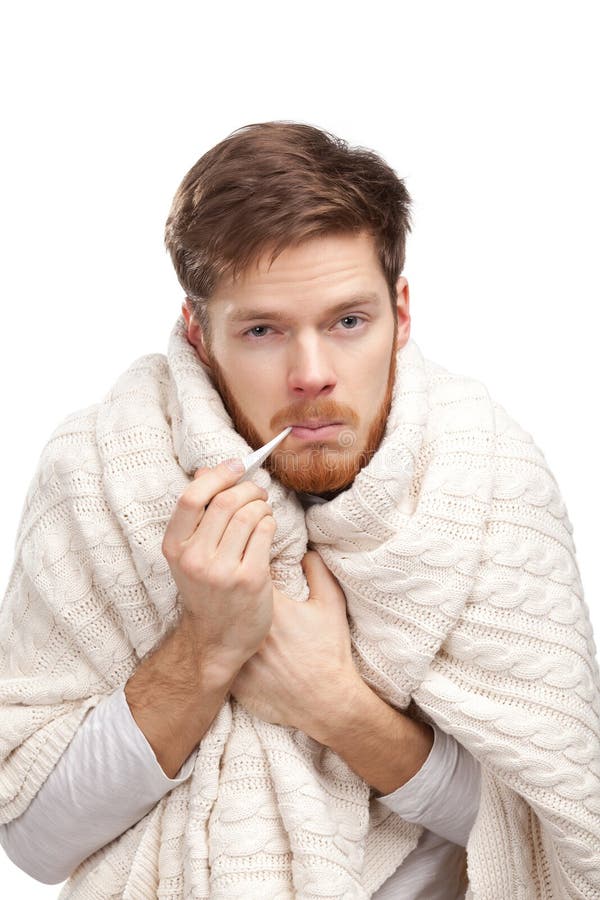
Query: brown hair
164,121,412,329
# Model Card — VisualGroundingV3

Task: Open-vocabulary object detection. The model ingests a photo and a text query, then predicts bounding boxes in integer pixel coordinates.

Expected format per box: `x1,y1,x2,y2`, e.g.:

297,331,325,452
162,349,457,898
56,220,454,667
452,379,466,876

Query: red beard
205,340,397,497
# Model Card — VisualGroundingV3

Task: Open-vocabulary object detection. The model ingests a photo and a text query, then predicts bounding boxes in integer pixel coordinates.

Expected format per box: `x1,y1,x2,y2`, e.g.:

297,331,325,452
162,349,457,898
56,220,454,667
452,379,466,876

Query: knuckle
161,534,177,559
256,507,275,525
211,492,234,513
206,561,232,589
237,482,266,504
218,483,266,513
178,559,196,580
240,500,272,526
260,515,276,530
233,505,256,527
236,568,261,592
176,491,200,513
233,500,270,525
179,552,205,580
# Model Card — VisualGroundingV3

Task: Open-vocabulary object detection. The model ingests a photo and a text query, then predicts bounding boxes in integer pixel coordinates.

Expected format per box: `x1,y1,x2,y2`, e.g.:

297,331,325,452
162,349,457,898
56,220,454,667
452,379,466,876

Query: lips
292,420,342,429
289,421,344,441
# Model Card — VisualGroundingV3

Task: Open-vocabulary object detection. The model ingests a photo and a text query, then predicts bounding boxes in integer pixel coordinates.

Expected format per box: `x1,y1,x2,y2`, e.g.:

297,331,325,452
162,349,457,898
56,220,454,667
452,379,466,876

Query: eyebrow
227,292,382,324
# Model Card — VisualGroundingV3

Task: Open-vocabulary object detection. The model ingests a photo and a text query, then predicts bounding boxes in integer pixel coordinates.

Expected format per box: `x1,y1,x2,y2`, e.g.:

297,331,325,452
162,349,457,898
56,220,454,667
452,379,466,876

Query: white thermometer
236,426,292,482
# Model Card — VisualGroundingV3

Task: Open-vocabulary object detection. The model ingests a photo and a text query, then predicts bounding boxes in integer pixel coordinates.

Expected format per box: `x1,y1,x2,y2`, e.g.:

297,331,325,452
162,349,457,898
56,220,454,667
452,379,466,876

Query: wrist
300,670,369,745
311,677,435,795
126,618,243,779
177,611,249,685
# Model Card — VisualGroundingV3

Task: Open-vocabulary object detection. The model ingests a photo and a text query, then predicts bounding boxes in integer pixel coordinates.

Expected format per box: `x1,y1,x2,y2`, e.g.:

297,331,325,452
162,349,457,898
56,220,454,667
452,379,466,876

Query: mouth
289,421,344,441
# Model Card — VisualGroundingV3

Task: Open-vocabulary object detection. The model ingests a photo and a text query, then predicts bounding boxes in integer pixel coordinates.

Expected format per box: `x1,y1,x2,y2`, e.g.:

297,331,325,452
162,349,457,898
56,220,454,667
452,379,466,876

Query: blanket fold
1,315,598,899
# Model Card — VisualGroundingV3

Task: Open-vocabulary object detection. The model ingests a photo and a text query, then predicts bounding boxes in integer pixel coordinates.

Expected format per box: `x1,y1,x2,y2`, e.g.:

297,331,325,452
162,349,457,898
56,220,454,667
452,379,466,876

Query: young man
1,123,598,900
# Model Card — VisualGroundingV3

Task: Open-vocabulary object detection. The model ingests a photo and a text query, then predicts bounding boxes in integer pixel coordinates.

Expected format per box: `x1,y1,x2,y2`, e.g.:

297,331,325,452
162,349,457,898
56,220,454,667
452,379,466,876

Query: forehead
211,230,388,311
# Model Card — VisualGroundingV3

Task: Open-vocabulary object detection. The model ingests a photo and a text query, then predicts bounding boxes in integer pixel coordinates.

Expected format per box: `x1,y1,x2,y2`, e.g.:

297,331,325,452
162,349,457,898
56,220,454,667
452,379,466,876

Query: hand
229,551,361,736
161,460,276,672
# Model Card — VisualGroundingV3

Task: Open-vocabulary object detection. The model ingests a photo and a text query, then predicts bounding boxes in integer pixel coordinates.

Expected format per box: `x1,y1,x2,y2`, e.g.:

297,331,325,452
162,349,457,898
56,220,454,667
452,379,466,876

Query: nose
287,332,337,398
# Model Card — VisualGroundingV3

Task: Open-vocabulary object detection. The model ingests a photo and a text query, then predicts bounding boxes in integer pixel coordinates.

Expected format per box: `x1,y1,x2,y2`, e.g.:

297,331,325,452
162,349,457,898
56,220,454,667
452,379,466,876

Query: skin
164,231,433,792
182,230,410,495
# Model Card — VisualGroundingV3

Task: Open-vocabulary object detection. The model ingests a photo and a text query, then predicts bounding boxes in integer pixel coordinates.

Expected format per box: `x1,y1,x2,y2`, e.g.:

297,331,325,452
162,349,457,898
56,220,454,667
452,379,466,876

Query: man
1,122,598,899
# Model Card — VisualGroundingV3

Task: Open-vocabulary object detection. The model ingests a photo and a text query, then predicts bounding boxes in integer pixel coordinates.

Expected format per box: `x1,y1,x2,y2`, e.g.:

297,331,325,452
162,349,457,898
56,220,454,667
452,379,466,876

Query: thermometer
235,426,292,482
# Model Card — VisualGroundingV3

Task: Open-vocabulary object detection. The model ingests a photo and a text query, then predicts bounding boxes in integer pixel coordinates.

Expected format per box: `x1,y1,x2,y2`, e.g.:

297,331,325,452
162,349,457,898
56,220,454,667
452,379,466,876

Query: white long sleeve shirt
0,687,481,898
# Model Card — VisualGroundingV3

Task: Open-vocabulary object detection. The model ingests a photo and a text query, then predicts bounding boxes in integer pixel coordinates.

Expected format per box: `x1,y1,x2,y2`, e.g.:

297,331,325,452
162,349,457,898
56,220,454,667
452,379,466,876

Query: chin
265,446,371,495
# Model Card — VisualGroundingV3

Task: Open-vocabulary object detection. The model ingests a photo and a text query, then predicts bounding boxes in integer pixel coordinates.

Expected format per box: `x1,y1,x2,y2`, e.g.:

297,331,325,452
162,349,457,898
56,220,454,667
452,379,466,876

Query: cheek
230,368,281,429
345,348,391,400
231,350,285,395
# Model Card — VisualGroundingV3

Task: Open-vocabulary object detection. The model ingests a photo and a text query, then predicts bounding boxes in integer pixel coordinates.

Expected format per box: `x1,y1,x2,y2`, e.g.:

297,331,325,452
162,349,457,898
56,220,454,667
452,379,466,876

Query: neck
311,485,349,501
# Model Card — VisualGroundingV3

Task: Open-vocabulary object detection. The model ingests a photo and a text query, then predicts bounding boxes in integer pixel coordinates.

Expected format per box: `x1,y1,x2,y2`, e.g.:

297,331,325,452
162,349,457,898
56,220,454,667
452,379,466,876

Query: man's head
165,122,412,495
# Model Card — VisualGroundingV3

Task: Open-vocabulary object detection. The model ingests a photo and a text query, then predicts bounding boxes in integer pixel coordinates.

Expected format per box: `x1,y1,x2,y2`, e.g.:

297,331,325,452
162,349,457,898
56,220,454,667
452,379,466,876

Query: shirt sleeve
0,686,196,885
375,722,482,847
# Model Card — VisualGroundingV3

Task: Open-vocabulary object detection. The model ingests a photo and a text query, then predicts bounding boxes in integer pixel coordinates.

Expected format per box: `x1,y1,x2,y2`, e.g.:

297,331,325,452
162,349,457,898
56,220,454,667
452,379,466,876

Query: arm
0,617,243,886
126,458,276,778
0,459,276,881
375,718,482,847
307,676,436,795
0,682,199,884
123,614,241,779
307,679,482,848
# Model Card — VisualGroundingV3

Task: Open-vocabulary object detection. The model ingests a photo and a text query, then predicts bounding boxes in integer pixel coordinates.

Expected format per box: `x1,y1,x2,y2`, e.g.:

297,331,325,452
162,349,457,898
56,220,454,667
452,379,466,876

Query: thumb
301,550,341,600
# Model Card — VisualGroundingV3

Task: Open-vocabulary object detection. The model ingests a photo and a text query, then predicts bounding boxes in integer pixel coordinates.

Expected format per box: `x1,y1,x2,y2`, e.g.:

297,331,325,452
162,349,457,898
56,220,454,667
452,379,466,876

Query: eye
245,325,272,338
339,315,362,329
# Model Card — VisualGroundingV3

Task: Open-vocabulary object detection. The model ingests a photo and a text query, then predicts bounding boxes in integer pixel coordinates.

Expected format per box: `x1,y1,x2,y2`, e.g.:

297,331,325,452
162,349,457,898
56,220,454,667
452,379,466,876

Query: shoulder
419,348,554,492
39,353,169,466
19,352,171,529
423,353,493,406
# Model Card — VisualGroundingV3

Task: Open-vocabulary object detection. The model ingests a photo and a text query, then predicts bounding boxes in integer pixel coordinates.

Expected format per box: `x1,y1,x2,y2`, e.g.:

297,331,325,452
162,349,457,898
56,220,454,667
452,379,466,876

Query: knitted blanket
1,315,599,899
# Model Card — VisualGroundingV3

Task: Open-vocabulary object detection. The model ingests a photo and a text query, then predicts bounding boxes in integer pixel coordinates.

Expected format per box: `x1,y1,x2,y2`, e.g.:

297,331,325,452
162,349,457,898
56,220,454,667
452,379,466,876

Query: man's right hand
161,459,276,673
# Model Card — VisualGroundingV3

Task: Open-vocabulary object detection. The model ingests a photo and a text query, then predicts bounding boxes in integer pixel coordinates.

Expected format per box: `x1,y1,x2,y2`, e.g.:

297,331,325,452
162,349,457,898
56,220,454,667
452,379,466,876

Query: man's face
183,230,410,495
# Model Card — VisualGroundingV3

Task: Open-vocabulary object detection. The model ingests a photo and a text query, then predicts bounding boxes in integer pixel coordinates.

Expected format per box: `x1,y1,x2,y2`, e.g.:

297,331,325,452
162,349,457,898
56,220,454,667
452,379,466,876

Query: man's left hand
229,550,362,737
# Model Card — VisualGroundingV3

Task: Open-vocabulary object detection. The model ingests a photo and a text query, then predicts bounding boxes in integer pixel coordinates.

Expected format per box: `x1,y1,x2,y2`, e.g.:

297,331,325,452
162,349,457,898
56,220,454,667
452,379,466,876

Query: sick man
1,122,598,900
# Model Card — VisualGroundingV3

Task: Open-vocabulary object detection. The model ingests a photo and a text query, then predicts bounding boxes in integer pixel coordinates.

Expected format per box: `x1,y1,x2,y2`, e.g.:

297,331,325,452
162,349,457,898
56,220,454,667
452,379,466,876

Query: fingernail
223,458,244,473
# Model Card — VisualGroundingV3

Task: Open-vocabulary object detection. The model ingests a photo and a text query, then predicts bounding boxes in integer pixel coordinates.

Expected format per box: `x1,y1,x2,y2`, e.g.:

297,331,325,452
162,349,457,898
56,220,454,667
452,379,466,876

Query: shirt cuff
0,685,197,885
375,721,482,847
117,687,196,785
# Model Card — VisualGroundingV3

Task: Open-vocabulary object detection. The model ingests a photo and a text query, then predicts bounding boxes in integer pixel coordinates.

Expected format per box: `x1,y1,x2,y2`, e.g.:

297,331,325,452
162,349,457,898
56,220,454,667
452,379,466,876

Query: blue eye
243,317,364,339
247,325,271,338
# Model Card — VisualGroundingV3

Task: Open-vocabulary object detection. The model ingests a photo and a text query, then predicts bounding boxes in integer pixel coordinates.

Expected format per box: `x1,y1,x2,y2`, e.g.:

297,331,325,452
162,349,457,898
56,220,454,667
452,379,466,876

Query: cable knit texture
1,315,599,898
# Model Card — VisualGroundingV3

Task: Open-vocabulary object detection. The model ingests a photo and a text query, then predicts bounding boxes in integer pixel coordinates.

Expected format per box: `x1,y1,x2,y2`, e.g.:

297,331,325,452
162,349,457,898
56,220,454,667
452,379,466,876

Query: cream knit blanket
1,316,599,899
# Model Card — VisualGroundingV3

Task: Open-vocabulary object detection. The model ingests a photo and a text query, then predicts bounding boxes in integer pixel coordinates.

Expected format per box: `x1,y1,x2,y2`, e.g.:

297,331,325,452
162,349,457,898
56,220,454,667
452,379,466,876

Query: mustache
270,399,360,431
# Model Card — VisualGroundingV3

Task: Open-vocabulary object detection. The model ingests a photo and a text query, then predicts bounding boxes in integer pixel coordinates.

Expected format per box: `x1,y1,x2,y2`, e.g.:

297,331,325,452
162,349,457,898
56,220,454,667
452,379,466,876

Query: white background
1,1,598,893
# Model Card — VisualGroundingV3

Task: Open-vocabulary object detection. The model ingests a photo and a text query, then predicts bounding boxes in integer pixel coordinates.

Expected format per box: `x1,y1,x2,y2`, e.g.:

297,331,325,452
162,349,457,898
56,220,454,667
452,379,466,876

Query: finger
216,499,273,565
163,458,246,547
186,480,268,554
301,549,326,578
241,514,276,573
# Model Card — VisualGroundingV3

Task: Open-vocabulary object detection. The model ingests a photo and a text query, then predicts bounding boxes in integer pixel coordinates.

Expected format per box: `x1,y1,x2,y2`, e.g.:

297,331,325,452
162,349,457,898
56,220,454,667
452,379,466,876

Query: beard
205,337,397,497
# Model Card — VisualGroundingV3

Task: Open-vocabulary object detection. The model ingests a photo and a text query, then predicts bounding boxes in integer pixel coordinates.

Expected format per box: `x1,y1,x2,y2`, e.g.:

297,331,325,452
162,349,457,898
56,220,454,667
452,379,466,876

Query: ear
181,298,211,367
393,277,411,351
